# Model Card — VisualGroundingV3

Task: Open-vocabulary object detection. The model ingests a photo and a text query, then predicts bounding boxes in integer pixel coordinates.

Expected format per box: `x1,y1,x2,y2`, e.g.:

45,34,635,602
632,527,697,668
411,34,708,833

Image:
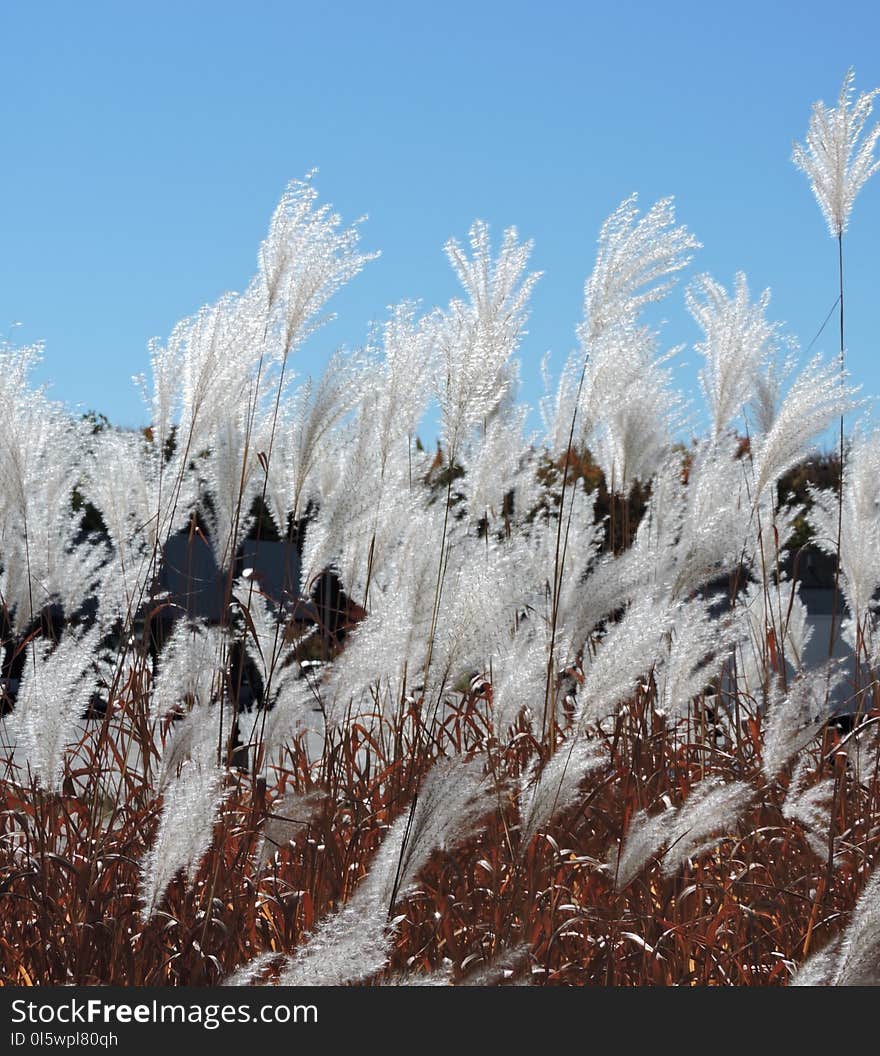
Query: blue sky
2,1,879,443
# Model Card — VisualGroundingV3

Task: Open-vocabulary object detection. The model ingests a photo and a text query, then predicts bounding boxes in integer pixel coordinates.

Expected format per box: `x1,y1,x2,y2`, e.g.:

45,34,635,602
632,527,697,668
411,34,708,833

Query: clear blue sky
2,1,879,443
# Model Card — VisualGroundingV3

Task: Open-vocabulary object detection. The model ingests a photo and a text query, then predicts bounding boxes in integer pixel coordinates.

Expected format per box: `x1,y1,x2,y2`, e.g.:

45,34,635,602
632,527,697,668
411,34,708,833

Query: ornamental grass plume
793,70,880,662
580,194,699,345
436,221,540,460
808,428,880,638
139,738,228,921
2,628,100,793
760,668,837,781
792,68,880,239
749,352,857,503
793,862,880,985
230,756,492,986
518,735,608,850
613,778,753,889
687,272,780,441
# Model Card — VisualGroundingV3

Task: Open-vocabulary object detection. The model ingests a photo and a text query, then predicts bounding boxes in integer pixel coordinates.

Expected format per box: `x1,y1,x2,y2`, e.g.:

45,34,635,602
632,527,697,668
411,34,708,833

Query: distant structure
158,533,308,623
711,545,865,720
156,529,361,656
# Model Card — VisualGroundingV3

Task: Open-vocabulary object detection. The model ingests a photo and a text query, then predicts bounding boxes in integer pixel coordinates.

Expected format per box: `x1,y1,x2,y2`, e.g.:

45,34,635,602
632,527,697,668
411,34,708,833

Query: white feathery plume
564,552,637,656
613,778,752,888
782,755,834,860
316,501,513,720
153,176,375,570
83,428,198,612
687,272,780,439
655,597,737,723
174,291,265,460
82,430,163,617
257,174,377,363
583,327,683,495
151,620,226,718
613,801,674,890
370,302,437,470
461,405,532,524
844,720,880,789
592,440,745,611
140,333,183,457
794,862,880,985
312,306,436,598
319,507,440,719
573,194,696,494
265,348,368,534
808,428,880,628
156,690,238,792
0,527,107,638
423,541,522,702
519,736,607,849
580,195,699,344
139,738,227,920
541,352,585,455
789,939,841,987
735,577,813,699
490,629,552,738
252,674,321,765
237,580,299,703
163,286,267,570
750,353,858,504
660,779,752,878
515,482,604,656
199,410,266,571
273,883,392,986
750,495,806,589
831,861,880,984
2,628,100,793
748,494,801,579
631,447,688,560
575,595,674,728
435,221,540,458
667,439,753,598
772,583,813,671
750,345,795,438
564,529,661,655
297,403,416,603
391,756,492,897
295,422,374,596
152,625,237,789
792,69,880,238
225,952,287,987
762,666,839,780
495,446,544,536
261,756,491,985
337,467,416,602
0,348,103,630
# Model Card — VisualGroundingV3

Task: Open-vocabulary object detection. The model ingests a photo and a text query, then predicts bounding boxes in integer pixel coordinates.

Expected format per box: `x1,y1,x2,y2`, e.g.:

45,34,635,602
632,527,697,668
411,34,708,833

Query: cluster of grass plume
2,72,880,987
